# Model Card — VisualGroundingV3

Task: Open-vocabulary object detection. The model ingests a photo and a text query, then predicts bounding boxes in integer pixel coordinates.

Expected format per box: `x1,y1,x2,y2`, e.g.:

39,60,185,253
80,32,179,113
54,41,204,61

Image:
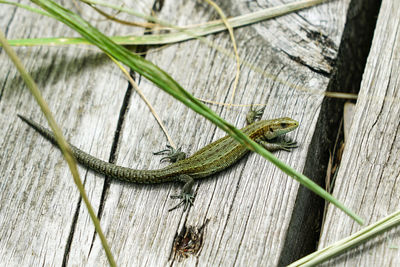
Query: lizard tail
18,114,60,147
17,114,167,184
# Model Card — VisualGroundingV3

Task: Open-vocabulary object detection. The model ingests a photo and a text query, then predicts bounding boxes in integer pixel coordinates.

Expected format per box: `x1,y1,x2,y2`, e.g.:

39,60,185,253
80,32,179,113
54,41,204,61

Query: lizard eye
280,123,287,128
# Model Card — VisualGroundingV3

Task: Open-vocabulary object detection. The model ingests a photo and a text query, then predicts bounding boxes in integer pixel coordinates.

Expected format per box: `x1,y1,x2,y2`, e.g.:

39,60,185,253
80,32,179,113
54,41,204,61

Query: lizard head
261,117,299,140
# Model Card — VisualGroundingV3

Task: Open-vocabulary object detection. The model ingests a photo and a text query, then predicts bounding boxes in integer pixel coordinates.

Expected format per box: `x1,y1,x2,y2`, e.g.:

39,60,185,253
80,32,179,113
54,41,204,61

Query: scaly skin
18,114,298,210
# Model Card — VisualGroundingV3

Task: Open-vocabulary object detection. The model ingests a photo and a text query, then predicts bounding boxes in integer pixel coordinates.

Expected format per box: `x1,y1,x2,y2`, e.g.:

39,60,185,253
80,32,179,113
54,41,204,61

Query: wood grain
0,1,153,265
319,0,400,265
82,0,351,266
0,0,359,265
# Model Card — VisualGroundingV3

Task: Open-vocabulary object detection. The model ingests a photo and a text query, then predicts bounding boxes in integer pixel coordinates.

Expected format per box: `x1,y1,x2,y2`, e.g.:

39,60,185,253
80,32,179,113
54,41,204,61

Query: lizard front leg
246,105,265,124
257,138,298,152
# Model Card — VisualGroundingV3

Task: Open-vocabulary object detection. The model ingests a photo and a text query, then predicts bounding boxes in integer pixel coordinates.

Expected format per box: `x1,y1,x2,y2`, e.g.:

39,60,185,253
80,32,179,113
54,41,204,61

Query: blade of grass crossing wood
0,29,116,267
31,0,363,225
4,0,328,46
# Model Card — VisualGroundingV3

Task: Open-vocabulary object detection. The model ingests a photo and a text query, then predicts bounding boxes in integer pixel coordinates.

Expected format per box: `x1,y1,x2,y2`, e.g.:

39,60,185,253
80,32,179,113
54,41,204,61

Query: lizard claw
169,193,194,211
154,145,186,163
279,139,298,151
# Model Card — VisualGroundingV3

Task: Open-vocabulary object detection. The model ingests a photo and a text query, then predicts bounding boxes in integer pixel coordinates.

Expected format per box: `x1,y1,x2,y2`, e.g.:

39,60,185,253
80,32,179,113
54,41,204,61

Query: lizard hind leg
169,174,195,212
153,145,187,163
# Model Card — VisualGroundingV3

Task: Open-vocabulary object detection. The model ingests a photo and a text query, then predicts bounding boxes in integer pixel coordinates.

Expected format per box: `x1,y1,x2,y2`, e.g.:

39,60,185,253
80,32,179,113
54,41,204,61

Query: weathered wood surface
0,0,358,266
0,0,153,265
318,0,400,265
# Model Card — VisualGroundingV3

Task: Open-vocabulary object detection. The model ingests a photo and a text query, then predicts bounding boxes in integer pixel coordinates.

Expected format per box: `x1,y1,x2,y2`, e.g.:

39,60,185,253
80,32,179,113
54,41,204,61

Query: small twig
203,0,240,108
107,54,177,149
86,2,161,28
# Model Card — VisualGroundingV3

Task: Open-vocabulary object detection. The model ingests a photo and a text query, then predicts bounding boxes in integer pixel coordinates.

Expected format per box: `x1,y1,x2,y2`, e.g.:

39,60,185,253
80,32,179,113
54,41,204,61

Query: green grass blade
0,29,116,267
0,0,53,17
5,0,328,46
30,0,363,225
289,211,400,266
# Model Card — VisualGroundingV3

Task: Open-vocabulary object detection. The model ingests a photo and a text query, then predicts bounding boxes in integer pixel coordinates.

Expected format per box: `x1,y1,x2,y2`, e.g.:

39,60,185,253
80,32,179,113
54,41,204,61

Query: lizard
17,109,298,211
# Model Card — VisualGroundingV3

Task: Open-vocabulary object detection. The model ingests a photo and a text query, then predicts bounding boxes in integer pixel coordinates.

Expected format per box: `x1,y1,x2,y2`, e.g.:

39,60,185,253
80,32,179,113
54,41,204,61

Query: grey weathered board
0,0,361,266
318,0,400,265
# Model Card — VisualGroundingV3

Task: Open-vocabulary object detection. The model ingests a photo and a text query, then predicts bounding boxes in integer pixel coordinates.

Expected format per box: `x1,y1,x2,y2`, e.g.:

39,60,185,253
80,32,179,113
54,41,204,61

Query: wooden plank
318,0,400,265
0,1,154,266
81,0,353,266
2,0,372,266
